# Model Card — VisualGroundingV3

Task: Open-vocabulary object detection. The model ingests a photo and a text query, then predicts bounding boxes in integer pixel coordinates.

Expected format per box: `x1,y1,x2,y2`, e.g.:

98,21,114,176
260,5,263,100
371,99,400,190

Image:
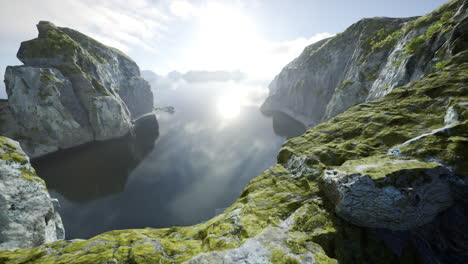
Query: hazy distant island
154,106,176,114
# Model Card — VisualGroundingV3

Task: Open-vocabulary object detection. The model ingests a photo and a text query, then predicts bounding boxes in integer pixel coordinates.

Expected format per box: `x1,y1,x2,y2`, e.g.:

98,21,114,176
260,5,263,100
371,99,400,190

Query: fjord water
32,80,305,239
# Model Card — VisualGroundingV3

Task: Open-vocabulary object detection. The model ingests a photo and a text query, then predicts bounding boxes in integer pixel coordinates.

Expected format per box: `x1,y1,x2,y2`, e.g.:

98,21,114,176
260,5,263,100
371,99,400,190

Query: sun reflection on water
217,92,242,119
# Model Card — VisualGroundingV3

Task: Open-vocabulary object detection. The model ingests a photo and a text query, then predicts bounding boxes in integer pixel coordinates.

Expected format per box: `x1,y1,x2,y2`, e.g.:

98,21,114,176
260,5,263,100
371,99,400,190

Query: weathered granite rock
4,66,95,157
0,100,17,137
321,157,456,230
0,137,64,251
262,0,468,127
0,21,155,157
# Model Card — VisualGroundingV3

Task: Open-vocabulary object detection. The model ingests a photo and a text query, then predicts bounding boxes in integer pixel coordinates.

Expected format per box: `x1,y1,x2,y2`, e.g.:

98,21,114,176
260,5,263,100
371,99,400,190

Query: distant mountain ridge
142,70,246,84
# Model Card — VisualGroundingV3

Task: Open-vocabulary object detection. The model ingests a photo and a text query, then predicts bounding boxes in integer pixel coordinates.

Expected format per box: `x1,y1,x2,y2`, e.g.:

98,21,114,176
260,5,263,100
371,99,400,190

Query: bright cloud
169,0,199,19
0,0,333,89
0,0,167,54
160,2,333,79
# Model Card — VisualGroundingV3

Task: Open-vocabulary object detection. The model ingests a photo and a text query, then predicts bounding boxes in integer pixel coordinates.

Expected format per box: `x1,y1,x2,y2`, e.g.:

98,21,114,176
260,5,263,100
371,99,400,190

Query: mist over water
33,80,305,239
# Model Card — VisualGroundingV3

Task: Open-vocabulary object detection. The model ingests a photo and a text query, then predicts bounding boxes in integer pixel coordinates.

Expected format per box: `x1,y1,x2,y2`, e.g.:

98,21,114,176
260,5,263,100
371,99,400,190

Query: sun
217,92,241,119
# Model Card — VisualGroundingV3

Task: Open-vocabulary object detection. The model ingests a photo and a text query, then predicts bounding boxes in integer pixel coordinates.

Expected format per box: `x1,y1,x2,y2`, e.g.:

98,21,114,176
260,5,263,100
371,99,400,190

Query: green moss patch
20,25,81,62
90,78,110,96
403,8,457,55
0,138,27,164
20,167,46,186
336,80,354,92
337,156,440,181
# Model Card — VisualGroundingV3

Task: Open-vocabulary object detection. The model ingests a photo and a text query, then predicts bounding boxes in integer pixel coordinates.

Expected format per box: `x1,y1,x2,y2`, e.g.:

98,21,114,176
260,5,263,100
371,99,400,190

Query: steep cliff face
0,136,64,251
0,21,155,158
262,0,468,127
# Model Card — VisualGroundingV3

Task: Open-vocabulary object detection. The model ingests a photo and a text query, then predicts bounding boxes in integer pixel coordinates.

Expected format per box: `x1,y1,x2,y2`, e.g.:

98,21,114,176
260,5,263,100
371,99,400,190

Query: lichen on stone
19,22,81,62
336,155,440,182
0,136,27,164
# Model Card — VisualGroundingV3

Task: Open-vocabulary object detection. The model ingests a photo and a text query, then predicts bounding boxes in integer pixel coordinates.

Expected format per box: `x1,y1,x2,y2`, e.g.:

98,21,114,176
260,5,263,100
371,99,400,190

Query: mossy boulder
321,156,455,230
0,137,64,251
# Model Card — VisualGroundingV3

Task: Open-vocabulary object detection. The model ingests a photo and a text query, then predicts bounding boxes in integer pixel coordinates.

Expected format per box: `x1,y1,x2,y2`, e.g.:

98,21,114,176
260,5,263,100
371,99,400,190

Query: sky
0,0,447,98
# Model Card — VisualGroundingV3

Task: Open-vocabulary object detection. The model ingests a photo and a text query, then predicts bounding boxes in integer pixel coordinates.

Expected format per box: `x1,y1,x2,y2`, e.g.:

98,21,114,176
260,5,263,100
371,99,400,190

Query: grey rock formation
57,27,154,119
262,0,468,127
0,100,17,137
4,66,95,157
320,156,457,230
0,21,156,158
0,137,64,251
132,113,159,159
187,208,321,264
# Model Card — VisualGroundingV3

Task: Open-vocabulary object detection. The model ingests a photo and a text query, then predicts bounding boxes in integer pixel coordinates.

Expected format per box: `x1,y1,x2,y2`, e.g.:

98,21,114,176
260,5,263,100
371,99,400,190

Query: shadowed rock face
262,0,468,127
0,137,64,251
0,21,155,158
133,113,160,159
321,156,455,230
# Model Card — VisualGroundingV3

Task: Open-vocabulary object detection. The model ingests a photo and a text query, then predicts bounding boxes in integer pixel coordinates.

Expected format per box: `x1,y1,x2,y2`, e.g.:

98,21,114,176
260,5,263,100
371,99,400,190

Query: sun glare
188,4,260,72
217,92,242,119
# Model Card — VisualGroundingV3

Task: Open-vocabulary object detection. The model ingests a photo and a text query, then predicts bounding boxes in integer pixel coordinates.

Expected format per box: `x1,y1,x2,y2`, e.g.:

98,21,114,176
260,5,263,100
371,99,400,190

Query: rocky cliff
0,137,64,251
0,21,155,158
262,0,468,127
0,1,466,263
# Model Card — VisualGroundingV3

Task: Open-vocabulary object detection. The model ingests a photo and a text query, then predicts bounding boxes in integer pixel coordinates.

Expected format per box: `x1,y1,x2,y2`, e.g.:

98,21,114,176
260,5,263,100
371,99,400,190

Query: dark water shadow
268,111,306,139
32,125,159,202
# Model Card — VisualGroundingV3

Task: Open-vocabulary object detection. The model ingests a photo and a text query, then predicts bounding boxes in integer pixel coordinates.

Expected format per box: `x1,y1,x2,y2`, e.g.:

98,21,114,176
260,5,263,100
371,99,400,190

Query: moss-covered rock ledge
0,31,466,264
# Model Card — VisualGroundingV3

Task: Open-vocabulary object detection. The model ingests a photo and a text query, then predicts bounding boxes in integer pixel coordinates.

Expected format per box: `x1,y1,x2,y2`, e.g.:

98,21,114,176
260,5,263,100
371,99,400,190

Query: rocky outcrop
132,113,159,159
262,0,468,127
321,157,456,230
0,21,155,158
0,136,64,251
0,1,466,263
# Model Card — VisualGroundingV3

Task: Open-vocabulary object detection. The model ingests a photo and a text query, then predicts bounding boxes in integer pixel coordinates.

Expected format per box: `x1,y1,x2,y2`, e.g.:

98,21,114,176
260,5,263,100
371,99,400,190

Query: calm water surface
33,81,305,239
